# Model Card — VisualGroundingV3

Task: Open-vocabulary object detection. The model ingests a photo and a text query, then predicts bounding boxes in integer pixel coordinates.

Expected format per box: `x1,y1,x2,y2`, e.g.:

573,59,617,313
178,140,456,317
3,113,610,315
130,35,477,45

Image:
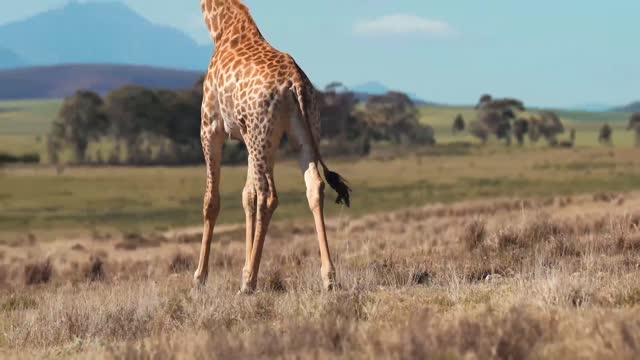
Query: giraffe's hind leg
194,129,225,286
241,159,257,288
290,117,336,290
239,115,287,293
300,153,336,290
240,159,278,293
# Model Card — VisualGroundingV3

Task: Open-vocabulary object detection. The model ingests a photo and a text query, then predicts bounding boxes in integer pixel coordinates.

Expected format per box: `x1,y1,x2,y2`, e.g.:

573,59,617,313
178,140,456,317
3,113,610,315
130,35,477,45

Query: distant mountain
0,48,26,69
0,1,213,71
570,103,612,113
612,101,640,113
0,64,203,100
350,81,430,105
351,82,393,96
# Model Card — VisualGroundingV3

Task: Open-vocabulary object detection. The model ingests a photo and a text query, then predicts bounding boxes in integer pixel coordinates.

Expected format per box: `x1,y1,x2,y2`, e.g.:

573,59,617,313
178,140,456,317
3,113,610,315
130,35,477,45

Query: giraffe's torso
202,30,318,146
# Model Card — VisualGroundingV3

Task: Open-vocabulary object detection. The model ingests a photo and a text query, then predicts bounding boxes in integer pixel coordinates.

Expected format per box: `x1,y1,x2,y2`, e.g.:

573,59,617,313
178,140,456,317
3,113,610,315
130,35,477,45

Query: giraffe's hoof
237,286,257,296
193,271,208,287
323,281,340,292
322,268,337,291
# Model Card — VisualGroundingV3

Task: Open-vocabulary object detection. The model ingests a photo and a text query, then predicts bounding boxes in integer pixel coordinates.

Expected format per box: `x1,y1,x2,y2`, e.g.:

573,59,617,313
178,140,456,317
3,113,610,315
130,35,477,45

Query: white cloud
354,14,455,37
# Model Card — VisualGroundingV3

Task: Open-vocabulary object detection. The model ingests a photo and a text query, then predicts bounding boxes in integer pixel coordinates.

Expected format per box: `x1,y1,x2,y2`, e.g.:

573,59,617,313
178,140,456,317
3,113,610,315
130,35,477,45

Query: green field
0,100,62,157
0,99,61,136
2,145,640,238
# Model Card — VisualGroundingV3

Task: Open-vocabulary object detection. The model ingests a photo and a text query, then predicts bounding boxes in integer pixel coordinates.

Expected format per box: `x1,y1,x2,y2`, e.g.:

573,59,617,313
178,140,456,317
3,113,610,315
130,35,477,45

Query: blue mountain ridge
0,48,27,69
0,1,213,71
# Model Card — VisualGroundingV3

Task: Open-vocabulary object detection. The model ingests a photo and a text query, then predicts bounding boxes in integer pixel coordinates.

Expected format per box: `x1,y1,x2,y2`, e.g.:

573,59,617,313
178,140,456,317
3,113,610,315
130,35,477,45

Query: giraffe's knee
242,185,256,214
203,192,221,220
306,178,325,212
257,190,278,214
267,191,279,213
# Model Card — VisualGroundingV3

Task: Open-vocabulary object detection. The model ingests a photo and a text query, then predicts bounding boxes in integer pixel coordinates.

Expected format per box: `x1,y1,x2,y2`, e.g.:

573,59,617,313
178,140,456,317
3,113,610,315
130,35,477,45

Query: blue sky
2,0,638,107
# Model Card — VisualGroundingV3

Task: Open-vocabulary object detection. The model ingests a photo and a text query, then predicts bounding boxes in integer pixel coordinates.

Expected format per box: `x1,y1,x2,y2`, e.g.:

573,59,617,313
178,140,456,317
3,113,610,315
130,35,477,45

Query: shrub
24,259,53,285
84,256,106,282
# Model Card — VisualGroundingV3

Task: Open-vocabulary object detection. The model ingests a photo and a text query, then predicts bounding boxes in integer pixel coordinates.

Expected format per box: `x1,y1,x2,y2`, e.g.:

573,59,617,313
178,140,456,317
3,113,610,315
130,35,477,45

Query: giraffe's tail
291,83,351,208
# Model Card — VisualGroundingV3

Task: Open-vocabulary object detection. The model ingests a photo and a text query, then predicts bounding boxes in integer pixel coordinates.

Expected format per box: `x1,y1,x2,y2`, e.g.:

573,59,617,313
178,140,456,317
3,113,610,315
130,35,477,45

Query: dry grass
2,193,640,359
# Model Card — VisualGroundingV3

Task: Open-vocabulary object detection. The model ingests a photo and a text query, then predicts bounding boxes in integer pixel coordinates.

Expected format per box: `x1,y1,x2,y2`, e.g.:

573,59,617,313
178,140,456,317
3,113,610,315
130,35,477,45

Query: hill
0,48,27,69
569,103,612,113
0,64,203,100
0,1,212,70
612,101,640,113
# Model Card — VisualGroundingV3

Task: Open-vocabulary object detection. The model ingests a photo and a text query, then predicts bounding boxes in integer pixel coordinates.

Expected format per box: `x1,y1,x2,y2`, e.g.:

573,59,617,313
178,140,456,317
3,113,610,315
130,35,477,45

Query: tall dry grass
1,193,640,359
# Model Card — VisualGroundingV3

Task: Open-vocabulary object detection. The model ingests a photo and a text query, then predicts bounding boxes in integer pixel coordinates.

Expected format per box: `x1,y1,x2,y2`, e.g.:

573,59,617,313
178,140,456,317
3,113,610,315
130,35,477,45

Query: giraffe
194,0,351,293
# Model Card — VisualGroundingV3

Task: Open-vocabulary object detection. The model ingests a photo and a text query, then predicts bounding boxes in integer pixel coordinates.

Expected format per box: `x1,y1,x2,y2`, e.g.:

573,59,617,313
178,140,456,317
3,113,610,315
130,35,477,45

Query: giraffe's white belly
217,84,244,140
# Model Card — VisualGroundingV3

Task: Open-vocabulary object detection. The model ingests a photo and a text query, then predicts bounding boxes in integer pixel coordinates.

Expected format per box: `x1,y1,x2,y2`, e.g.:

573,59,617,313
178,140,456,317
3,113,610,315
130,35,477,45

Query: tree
105,86,165,163
50,90,108,163
513,118,529,146
452,114,465,134
527,116,542,144
628,113,640,147
598,124,613,146
159,89,201,146
477,94,493,108
526,112,564,146
476,94,525,111
107,143,122,165
324,81,348,93
359,91,435,146
474,94,525,145
319,83,359,140
535,111,564,146
45,135,64,174
469,121,489,144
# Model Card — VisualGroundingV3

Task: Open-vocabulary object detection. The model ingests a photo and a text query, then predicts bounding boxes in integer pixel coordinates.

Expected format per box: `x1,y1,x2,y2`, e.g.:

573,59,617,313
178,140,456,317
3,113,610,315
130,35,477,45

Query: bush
24,259,53,285
84,256,106,282
0,152,40,164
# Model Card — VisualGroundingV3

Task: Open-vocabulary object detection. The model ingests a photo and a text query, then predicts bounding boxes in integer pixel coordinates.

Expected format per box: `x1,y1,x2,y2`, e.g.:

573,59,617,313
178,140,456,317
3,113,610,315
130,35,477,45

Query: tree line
452,94,640,148
47,80,436,166
455,95,568,147
48,81,204,166
42,82,640,168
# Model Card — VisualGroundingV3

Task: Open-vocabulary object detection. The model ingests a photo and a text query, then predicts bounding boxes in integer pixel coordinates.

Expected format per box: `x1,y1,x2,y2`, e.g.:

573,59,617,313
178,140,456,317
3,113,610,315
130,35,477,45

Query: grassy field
2,192,640,358
2,146,640,239
0,100,61,135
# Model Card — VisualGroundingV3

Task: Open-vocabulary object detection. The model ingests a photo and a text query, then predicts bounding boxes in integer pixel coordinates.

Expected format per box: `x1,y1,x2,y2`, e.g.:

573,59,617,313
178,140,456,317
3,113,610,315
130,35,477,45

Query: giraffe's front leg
241,165,257,292
240,171,278,294
193,128,225,287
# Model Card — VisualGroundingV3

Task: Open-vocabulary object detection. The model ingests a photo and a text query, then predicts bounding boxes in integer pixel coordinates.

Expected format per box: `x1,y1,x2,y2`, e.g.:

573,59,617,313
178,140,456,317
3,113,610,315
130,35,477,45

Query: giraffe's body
194,0,350,293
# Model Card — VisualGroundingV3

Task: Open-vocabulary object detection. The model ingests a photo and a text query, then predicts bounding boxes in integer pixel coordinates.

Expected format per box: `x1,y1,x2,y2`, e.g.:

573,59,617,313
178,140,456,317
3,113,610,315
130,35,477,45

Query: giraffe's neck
201,0,264,47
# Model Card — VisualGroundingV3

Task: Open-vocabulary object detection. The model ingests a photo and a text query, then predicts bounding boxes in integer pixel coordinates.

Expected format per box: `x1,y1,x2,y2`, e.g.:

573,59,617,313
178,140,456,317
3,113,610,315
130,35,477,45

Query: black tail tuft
324,169,352,208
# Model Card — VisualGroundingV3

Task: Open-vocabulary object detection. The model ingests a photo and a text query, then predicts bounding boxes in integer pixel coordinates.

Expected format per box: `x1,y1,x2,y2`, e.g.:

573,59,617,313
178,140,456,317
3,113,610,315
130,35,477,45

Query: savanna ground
3,189,640,359
2,100,640,359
